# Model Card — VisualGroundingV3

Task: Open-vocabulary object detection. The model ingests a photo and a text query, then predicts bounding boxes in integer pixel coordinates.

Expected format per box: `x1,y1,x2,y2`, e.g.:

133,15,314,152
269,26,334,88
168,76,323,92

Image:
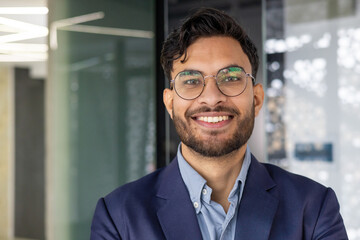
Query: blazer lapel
235,155,279,240
155,158,203,240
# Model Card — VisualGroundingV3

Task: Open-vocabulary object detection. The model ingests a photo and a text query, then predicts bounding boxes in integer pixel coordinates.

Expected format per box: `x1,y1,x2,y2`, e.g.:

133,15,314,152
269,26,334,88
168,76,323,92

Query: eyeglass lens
174,67,248,100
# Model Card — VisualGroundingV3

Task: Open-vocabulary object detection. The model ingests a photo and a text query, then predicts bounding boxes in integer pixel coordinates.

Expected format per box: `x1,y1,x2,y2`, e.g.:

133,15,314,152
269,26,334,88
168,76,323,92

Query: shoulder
249,155,331,201
91,164,175,238
255,161,347,238
262,162,325,189
105,166,164,205
102,157,180,208
94,167,166,233
256,160,332,205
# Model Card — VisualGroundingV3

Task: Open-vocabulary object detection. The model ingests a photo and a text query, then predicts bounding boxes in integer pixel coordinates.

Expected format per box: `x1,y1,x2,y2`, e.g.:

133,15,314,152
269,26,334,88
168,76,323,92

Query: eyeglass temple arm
247,73,256,84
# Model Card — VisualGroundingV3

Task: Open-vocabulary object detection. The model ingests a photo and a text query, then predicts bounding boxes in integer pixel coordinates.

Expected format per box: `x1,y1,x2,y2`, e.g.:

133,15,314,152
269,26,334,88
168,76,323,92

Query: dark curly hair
160,7,259,83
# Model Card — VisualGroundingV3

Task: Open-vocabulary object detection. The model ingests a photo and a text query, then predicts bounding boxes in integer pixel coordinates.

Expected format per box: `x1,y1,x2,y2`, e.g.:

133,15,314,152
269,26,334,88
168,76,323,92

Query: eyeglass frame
170,66,256,100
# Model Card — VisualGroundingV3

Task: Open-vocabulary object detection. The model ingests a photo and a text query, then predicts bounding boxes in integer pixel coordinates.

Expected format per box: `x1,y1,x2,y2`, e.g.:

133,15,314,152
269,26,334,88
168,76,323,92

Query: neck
181,143,247,212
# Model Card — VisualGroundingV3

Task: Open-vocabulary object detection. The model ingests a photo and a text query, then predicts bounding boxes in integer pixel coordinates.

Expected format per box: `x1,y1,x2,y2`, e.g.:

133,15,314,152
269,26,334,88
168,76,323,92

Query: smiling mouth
194,115,231,123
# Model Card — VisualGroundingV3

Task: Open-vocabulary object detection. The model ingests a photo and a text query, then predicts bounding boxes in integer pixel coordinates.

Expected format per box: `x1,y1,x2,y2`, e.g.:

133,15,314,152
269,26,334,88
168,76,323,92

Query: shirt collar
177,144,207,211
229,146,251,202
177,143,252,214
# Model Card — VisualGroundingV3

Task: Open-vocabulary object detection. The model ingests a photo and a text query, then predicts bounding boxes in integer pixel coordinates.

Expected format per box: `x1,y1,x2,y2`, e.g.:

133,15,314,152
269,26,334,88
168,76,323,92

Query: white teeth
198,116,229,123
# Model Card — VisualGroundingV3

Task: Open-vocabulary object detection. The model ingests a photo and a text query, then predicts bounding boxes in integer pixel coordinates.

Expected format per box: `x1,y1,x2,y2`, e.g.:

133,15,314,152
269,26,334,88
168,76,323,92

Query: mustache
185,105,240,118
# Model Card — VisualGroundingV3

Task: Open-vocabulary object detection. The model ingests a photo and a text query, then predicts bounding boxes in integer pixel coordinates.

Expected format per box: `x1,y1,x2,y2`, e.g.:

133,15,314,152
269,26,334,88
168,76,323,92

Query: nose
196,76,227,106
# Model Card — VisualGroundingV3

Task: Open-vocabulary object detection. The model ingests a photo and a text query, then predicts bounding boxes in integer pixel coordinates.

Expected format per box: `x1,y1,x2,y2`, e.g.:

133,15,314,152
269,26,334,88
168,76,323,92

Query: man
91,8,348,240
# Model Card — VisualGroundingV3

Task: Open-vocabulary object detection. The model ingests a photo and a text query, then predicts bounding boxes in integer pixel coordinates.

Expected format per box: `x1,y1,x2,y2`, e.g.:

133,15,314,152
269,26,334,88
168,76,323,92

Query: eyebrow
181,64,245,74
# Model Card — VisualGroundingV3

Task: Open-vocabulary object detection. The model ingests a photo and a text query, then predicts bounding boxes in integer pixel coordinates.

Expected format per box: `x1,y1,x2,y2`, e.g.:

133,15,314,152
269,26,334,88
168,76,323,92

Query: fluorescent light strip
0,7,49,15
0,32,48,43
0,17,48,43
63,25,154,39
70,57,101,72
53,12,104,29
0,16,48,32
0,53,47,62
0,25,19,33
50,12,105,49
0,43,48,53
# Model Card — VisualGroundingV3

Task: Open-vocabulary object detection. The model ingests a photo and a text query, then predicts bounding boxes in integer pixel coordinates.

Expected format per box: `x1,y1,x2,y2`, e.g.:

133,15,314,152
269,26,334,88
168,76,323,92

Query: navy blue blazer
90,155,348,240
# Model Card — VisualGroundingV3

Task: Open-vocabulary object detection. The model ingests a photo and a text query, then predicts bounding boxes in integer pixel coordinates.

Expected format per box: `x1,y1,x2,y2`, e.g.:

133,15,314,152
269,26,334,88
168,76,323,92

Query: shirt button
202,189,207,195
193,202,199,208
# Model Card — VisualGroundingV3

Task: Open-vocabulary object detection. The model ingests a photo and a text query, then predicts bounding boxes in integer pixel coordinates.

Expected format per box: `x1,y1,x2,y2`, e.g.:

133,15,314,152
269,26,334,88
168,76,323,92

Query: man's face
163,36,264,157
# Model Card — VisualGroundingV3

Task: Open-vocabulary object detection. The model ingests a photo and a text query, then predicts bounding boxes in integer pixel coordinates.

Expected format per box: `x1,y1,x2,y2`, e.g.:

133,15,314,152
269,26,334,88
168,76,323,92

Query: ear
253,83,264,117
163,88,174,119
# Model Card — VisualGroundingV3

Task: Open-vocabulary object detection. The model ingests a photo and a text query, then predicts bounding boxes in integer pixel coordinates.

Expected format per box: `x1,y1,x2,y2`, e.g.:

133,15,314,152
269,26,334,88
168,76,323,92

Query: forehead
172,36,251,77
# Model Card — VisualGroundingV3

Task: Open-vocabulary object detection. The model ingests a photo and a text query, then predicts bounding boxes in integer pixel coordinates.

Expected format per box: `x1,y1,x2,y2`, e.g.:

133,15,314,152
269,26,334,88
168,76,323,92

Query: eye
177,71,203,87
183,78,201,85
218,67,245,84
224,76,241,82
219,74,243,83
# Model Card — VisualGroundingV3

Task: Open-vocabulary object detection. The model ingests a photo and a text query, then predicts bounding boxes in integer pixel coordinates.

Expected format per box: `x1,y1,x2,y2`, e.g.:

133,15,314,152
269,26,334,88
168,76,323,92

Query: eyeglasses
170,66,255,100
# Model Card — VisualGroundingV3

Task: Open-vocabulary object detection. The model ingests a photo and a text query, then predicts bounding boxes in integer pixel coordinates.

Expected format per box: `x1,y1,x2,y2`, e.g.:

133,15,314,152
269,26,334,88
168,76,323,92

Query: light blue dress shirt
177,144,251,240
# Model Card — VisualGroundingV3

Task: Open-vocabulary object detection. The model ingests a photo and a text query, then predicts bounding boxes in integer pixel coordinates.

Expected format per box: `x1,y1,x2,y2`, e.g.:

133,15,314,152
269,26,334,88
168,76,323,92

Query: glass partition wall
265,0,360,237
47,0,155,239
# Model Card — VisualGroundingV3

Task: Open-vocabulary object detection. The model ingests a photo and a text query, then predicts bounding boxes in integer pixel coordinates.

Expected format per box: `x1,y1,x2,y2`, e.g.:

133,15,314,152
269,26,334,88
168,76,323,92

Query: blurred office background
0,0,359,239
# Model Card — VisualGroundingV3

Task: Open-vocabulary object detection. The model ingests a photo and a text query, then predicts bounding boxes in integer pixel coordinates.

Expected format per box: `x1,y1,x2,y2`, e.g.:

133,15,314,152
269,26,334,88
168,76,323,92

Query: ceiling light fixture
0,7,49,15
0,17,48,43
50,12,105,49
0,43,47,53
63,25,154,39
0,53,47,62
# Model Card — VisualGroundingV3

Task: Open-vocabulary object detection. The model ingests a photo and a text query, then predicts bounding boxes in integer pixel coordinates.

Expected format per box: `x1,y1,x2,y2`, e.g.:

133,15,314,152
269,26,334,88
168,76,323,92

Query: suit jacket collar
235,154,279,239
155,155,278,240
155,157,203,240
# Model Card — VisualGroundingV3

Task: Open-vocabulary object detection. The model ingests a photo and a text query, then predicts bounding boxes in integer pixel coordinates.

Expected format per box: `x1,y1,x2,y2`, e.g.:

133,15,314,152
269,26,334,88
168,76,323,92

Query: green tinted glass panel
48,1,155,239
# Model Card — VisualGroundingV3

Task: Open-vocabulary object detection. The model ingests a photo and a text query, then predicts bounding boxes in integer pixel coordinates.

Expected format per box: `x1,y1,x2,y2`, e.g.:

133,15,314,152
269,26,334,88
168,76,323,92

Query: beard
172,103,255,157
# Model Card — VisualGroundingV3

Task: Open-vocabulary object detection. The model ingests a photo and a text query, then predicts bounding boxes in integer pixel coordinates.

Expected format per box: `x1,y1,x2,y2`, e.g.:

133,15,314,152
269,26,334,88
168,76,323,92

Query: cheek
231,93,254,112
172,102,186,120
240,87,255,107
173,97,192,115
